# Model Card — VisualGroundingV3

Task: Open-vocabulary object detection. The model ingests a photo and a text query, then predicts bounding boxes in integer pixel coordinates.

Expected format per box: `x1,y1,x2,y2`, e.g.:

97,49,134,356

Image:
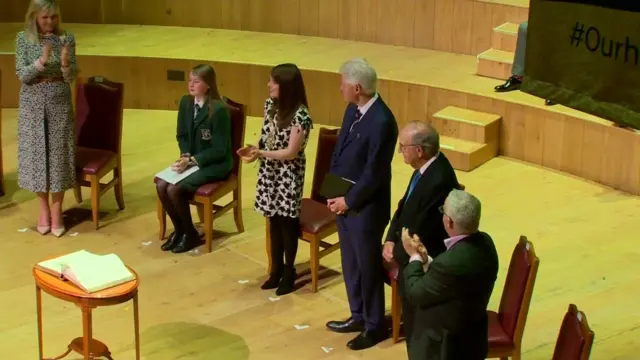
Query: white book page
155,165,199,185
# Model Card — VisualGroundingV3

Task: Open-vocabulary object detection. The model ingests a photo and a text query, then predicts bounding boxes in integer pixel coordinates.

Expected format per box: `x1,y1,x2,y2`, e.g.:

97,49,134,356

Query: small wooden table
32,263,141,360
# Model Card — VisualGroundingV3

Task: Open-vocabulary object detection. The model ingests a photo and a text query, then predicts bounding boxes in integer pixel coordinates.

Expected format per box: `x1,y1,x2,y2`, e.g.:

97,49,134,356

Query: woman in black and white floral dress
16,0,78,237
242,63,312,295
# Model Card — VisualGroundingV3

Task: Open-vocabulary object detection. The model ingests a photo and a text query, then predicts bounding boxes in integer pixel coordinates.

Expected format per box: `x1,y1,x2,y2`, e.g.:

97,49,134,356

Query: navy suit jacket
330,96,398,221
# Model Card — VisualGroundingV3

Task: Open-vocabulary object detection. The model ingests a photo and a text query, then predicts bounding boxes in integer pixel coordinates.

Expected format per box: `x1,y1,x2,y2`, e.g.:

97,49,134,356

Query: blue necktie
406,170,421,200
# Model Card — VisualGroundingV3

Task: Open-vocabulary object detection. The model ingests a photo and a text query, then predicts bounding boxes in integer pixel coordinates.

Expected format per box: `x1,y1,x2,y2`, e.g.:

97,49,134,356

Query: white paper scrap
321,346,333,353
18,228,28,233
142,241,153,246
238,280,249,284
294,324,309,330
268,296,281,302
69,232,79,237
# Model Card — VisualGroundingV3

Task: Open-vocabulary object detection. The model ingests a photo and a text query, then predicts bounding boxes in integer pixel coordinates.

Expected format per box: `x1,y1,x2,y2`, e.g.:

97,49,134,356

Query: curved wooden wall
1,23,638,196
0,0,528,55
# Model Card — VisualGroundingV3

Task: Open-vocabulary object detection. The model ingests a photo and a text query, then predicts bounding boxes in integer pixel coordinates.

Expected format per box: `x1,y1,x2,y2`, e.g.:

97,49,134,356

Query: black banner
522,0,640,129
544,0,640,12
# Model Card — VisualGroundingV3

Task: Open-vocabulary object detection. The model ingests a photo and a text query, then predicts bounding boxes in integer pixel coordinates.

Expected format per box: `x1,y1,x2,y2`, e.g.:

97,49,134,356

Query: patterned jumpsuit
15,30,78,193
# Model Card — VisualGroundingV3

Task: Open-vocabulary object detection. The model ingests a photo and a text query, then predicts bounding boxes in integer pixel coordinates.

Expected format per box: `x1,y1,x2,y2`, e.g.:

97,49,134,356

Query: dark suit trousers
399,270,416,349
337,213,386,331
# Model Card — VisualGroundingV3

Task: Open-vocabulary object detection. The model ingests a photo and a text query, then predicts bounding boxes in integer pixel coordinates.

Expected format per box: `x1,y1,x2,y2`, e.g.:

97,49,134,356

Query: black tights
269,215,300,274
156,179,197,236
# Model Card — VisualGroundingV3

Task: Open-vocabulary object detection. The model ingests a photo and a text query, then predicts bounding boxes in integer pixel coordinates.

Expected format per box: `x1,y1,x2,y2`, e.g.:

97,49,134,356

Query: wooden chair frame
487,235,540,360
157,100,246,253
553,304,595,360
265,127,340,293
73,77,125,229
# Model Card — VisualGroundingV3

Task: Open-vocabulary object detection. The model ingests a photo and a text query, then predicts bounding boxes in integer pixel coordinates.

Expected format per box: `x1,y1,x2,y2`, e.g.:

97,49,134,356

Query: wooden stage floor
1,107,640,359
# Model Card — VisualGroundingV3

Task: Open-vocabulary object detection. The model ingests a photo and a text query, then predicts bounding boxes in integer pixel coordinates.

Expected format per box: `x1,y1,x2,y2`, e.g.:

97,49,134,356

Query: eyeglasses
398,143,419,153
438,205,449,217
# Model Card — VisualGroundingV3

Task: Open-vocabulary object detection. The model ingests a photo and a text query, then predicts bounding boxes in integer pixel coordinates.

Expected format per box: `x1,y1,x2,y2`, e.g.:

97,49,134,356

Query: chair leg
90,176,100,230
196,204,204,224
309,236,320,293
233,188,244,233
265,217,272,274
391,278,402,344
203,201,213,253
114,166,124,210
156,197,166,240
73,185,82,203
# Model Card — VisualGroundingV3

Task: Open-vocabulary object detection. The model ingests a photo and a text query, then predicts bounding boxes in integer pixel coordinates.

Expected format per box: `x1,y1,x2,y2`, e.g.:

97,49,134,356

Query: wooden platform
1,108,640,359
0,0,529,55
1,23,638,195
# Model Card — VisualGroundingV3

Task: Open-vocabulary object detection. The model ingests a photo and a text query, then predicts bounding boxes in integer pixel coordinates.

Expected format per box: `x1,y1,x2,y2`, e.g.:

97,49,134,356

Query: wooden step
492,22,519,52
439,136,495,172
477,48,513,80
432,106,501,145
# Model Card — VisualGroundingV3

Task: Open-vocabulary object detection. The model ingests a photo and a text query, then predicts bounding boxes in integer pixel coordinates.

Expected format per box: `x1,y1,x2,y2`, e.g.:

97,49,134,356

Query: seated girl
156,64,232,254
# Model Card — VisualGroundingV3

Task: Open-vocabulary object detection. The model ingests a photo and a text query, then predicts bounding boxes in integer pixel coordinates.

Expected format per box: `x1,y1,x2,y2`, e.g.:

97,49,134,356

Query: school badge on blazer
201,128,212,140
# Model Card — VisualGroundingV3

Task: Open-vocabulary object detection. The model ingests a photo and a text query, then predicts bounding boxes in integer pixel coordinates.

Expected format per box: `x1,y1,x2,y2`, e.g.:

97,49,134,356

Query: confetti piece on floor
237,280,249,284
142,241,152,246
321,346,333,353
69,232,79,237
294,324,309,330
268,296,281,302
18,228,28,233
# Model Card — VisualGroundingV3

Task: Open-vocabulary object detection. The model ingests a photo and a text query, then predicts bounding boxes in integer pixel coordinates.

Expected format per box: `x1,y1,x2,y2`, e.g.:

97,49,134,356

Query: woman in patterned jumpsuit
15,0,78,237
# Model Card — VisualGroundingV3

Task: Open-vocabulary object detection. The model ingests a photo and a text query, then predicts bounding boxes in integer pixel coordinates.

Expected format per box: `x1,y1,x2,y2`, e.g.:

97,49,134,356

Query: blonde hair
24,0,62,43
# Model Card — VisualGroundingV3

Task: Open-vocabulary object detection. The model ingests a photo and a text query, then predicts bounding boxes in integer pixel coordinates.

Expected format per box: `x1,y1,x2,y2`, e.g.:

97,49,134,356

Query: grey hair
339,58,377,96
444,189,481,233
406,120,440,157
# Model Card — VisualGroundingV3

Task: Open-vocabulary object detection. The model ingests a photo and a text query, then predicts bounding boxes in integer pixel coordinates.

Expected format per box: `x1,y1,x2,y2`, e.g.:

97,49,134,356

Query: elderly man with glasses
401,189,499,360
382,121,460,351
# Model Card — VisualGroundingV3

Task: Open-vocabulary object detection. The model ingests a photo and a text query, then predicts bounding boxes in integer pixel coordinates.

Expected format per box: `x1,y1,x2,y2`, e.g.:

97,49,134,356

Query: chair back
497,236,540,344
552,304,595,360
223,97,247,177
310,128,340,204
75,77,124,154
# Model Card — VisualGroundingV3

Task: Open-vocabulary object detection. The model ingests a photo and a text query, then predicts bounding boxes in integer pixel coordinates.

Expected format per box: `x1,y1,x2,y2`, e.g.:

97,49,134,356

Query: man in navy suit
325,58,398,350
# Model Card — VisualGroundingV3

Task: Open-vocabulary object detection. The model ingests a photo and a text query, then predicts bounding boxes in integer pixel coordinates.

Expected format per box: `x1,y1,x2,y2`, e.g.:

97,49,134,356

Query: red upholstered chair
552,304,595,360
156,98,246,253
73,76,125,229
265,127,340,293
386,183,466,343
487,235,540,360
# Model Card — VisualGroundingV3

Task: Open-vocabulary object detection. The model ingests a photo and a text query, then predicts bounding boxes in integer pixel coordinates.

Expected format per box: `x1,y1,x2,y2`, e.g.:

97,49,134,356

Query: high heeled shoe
37,225,51,235
51,227,66,237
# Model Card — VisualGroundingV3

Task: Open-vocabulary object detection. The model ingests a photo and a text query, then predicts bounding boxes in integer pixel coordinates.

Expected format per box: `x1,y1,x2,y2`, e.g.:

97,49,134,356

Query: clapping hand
41,42,52,64
401,227,428,260
60,44,70,67
171,157,190,173
237,145,260,163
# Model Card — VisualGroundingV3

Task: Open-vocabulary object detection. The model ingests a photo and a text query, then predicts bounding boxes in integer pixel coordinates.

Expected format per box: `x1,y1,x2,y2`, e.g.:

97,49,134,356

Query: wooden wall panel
2,53,638,195
1,0,529,55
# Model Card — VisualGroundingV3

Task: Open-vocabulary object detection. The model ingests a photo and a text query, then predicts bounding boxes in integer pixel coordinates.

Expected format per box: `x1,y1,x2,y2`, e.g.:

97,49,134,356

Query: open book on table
36,250,135,293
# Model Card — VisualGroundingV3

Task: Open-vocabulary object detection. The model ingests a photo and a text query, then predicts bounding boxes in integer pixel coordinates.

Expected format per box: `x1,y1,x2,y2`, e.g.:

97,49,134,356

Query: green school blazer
176,95,233,192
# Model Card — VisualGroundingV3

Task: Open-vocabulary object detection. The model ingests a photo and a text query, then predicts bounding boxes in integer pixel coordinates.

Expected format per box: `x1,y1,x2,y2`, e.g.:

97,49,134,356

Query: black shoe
494,75,522,92
347,328,388,351
326,317,365,333
261,271,282,290
171,233,198,254
275,267,296,296
161,231,182,251
545,99,556,106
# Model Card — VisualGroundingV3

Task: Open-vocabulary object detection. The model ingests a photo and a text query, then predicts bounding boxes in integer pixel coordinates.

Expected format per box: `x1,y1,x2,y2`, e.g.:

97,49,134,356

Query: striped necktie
194,103,201,119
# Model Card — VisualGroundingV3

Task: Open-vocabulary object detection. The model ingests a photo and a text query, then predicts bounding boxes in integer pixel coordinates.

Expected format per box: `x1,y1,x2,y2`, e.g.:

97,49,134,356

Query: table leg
81,306,92,360
36,285,44,360
133,294,140,360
